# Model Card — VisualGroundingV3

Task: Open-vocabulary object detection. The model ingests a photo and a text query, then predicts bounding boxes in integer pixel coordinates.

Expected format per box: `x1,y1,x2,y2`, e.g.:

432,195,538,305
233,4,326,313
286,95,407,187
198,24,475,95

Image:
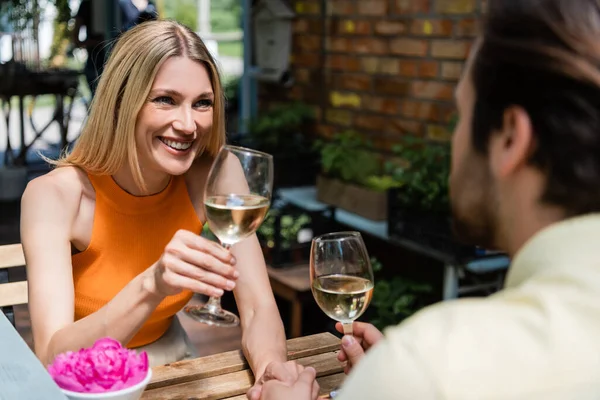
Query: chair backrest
0,244,28,311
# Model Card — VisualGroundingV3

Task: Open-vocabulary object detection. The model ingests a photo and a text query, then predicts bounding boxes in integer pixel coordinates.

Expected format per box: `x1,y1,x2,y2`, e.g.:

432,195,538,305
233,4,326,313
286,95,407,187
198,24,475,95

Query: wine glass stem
342,322,353,336
204,242,233,312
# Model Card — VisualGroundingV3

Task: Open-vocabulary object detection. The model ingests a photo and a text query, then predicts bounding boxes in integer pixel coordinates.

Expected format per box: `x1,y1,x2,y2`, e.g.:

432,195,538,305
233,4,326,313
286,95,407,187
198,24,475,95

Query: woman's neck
112,166,171,196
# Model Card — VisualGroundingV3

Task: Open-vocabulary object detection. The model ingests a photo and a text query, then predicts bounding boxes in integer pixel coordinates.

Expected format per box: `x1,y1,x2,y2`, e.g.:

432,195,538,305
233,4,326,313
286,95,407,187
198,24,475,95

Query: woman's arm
22,171,237,366
21,174,164,365
206,154,287,376
232,234,287,377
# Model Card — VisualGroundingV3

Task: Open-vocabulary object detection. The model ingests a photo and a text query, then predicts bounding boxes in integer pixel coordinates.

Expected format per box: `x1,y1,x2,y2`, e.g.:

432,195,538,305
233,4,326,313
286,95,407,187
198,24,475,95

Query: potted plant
230,102,320,190
314,131,402,221
257,210,313,266
366,258,433,331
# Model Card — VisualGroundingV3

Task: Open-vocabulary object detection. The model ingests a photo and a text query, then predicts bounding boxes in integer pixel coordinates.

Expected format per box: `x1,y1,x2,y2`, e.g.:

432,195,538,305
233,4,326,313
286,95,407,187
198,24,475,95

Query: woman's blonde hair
54,20,226,192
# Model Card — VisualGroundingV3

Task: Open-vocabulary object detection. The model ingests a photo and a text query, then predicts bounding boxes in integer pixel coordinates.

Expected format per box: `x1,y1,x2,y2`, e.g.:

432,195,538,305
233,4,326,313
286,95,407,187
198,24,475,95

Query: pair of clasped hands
248,322,384,400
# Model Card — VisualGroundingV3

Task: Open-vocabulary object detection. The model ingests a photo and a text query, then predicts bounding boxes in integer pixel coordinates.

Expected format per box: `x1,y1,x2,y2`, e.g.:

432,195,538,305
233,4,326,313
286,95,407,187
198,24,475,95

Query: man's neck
500,203,566,257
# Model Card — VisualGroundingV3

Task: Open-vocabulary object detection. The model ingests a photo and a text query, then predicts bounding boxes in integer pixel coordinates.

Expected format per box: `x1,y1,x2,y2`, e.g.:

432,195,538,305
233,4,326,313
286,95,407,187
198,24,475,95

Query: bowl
59,369,152,400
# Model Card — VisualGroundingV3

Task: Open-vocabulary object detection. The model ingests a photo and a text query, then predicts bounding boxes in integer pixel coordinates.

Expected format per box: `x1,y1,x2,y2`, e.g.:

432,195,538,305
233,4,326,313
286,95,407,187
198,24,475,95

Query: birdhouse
252,0,295,85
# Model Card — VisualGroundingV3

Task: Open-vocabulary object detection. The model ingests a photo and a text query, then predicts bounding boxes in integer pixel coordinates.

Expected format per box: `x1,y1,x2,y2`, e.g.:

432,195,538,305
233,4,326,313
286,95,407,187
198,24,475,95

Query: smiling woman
19,20,289,394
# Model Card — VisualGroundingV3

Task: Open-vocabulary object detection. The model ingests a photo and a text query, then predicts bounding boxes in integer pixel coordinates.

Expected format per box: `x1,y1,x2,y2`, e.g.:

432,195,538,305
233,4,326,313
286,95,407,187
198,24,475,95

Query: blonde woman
21,20,294,398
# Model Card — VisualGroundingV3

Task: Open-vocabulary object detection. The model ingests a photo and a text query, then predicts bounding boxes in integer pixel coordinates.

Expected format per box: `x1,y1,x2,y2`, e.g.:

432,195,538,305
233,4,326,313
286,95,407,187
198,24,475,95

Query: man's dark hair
472,0,600,216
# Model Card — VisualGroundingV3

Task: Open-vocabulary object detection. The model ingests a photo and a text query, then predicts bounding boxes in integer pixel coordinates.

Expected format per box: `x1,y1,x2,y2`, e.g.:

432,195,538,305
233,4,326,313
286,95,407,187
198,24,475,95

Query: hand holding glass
310,232,374,336
184,145,273,327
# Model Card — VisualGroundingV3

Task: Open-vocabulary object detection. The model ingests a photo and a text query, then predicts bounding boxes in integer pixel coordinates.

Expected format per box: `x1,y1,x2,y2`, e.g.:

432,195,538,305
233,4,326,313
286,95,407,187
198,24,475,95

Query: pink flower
47,338,149,393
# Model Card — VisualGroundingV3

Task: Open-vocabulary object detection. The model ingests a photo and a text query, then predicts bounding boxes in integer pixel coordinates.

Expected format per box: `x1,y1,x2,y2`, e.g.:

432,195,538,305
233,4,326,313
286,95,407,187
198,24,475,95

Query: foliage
247,102,315,153
159,0,197,30
390,136,451,214
257,210,312,249
211,0,242,32
315,131,381,187
368,257,432,331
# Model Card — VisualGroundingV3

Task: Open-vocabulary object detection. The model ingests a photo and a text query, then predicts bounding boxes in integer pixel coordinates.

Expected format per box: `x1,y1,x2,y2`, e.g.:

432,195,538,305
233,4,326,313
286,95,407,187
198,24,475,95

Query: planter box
316,175,387,221
387,188,479,262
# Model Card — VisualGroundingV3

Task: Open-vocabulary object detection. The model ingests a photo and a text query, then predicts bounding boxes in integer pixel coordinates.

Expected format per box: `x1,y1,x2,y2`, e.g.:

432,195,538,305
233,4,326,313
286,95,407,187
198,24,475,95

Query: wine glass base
183,305,240,327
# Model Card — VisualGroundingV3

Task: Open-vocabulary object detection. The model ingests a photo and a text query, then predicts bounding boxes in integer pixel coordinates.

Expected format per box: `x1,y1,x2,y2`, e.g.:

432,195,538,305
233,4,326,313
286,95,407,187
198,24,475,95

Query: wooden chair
0,243,27,326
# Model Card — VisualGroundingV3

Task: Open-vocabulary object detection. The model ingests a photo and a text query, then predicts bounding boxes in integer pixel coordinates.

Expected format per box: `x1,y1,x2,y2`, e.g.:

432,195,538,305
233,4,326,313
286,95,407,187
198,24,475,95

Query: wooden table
267,264,312,338
141,332,344,400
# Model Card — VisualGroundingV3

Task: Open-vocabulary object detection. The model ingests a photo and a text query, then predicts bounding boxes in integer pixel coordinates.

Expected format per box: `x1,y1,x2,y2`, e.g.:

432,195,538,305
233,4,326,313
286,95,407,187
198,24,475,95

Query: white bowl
60,369,152,400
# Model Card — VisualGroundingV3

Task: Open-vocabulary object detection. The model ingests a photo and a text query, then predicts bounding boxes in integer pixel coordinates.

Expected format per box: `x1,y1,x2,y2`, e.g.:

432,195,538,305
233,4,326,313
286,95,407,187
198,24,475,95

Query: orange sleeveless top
72,174,202,348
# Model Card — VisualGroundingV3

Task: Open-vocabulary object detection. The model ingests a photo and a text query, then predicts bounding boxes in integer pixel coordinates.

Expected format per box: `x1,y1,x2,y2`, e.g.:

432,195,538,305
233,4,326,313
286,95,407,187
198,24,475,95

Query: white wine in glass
310,232,374,336
184,145,273,327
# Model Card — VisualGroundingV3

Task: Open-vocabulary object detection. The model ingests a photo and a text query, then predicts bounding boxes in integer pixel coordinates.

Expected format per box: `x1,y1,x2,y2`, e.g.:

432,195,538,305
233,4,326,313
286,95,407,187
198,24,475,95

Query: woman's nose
172,107,196,134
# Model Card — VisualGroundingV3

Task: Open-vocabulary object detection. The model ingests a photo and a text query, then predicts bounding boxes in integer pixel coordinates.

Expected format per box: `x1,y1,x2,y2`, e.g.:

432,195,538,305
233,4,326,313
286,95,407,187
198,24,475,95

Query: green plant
248,102,315,153
257,210,312,249
369,257,432,331
390,136,451,213
315,131,382,186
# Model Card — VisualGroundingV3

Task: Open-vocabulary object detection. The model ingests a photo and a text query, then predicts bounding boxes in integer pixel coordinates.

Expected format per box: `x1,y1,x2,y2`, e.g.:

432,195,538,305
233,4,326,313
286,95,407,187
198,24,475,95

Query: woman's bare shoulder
21,166,91,210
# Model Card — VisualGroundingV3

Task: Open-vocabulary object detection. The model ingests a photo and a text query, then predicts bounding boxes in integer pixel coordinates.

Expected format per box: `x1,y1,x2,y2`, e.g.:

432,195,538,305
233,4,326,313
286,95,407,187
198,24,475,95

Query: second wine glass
310,231,374,336
184,145,273,327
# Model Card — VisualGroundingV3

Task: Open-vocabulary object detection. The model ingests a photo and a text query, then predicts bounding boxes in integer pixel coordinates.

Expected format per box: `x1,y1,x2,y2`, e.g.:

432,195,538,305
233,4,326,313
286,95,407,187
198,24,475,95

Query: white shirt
338,214,600,399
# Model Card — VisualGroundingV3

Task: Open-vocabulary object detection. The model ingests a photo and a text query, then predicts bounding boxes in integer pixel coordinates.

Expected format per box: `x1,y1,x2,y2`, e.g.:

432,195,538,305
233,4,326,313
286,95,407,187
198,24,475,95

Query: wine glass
310,232,374,336
184,145,273,327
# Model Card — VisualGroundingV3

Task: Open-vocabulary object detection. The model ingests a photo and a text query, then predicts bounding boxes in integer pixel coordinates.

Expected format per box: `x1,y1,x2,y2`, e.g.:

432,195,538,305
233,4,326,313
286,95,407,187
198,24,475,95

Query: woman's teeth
159,138,192,151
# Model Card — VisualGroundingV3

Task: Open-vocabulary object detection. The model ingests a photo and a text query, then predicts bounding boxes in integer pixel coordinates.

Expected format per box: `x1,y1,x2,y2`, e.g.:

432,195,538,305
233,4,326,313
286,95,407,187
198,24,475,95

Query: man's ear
489,106,535,178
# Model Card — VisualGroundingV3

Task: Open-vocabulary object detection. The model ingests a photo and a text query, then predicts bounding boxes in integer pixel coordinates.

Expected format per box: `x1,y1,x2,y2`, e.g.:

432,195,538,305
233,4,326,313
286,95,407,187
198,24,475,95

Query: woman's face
135,56,214,177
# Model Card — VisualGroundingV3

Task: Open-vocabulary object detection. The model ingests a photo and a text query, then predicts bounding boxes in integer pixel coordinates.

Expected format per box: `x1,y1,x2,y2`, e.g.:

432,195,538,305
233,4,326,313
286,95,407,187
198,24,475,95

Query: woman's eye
153,96,175,105
194,99,213,108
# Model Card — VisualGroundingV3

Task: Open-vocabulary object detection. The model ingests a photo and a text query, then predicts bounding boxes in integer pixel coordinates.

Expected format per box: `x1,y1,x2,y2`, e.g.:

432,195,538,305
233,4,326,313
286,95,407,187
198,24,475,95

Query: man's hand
260,367,319,400
335,322,384,374
247,361,310,400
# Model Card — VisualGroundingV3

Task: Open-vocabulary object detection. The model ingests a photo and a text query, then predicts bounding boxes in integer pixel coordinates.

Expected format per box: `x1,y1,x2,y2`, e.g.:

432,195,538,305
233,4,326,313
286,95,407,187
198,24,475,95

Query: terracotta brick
288,85,304,100
330,91,362,108
381,58,401,75
410,19,453,36
293,19,323,35
400,100,440,121
435,0,476,14
398,60,419,77
361,57,380,74
333,74,372,91
390,38,429,56
354,114,388,131
454,19,479,37
328,37,353,52
427,124,452,141
441,61,464,80
294,68,311,84
328,0,355,15
291,53,320,68
295,0,320,15
419,61,439,78
395,0,430,14
354,38,388,55
325,109,353,126
357,0,388,16
411,80,454,100
334,20,372,35
317,124,337,138
374,21,408,35
431,40,471,59
388,119,423,135
327,55,361,71
295,35,321,52
363,96,401,115
374,77,410,95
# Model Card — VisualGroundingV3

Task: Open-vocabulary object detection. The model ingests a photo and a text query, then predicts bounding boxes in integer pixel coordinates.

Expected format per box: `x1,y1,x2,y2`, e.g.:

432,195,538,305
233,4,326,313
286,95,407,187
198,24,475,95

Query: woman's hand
147,229,239,298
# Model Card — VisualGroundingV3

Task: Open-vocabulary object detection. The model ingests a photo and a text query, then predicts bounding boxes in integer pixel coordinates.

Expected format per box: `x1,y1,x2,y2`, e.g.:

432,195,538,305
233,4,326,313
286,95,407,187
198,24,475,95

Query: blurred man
259,0,600,398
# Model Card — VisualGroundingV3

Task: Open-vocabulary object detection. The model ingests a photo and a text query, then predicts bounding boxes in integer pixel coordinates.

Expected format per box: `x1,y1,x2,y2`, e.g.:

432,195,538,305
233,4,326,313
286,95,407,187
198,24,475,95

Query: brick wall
257,0,484,151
